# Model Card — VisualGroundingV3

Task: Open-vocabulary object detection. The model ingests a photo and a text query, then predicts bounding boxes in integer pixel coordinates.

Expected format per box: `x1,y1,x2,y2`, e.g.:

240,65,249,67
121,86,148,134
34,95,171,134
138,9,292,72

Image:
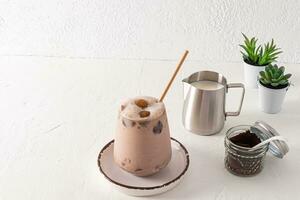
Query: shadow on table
148,145,227,199
149,150,292,199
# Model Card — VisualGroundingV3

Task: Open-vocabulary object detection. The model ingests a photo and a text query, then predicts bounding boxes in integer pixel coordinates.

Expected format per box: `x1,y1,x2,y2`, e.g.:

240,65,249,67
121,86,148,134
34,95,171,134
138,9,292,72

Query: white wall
0,0,299,63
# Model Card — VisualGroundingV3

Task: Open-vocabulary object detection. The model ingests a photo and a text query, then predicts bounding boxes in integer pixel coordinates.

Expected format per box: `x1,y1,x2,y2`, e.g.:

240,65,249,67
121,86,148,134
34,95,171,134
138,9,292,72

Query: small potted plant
240,33,282,88
258,64,292,114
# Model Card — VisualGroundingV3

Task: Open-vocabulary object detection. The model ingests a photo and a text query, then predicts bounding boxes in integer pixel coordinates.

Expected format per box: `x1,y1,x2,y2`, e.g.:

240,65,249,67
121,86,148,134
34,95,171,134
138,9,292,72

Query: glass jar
224,125,269,176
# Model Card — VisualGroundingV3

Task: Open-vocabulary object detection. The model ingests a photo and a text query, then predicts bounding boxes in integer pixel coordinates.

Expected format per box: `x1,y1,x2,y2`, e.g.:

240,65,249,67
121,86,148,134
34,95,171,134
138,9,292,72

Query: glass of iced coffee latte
114,96,172,176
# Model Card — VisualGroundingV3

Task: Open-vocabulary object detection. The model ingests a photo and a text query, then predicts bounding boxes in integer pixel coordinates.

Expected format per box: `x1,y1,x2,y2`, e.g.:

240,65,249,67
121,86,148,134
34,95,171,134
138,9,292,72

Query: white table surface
0,56,299,200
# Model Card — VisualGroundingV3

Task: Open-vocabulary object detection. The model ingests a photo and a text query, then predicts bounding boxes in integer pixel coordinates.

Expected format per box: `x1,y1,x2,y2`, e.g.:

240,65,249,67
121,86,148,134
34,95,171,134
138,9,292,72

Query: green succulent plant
240,33,282,66
259,64,292,88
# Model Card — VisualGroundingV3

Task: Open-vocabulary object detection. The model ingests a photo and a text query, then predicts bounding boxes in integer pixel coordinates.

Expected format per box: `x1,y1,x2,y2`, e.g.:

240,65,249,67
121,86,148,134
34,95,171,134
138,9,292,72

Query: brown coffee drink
114,96,172,176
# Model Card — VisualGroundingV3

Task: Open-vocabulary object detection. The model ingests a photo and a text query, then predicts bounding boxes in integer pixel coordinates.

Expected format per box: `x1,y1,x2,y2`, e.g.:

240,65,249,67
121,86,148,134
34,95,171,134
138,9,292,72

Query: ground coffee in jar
225,125,268,176
224,122,289,177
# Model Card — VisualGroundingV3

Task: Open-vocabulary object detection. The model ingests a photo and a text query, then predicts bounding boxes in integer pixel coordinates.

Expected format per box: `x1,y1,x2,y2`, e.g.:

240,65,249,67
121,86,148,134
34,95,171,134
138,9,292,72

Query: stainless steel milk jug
182,71,245,135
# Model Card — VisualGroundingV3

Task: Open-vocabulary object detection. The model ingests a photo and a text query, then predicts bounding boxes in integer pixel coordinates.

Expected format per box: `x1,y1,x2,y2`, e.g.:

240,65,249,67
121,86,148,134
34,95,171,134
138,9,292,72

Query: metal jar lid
250,120,289,158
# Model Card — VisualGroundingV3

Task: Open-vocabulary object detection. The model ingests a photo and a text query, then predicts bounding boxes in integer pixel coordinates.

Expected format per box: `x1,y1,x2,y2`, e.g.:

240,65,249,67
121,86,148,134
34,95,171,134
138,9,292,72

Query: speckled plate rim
97,137,190,190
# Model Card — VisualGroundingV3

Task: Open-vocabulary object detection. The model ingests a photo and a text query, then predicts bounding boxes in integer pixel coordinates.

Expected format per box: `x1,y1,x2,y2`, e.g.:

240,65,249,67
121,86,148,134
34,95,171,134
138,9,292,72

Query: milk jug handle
225,83,245,117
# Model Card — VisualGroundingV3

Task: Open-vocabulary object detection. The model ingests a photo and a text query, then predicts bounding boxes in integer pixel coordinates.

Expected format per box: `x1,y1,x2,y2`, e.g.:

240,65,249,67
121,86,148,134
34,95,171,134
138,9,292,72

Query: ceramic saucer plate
97,137,189,196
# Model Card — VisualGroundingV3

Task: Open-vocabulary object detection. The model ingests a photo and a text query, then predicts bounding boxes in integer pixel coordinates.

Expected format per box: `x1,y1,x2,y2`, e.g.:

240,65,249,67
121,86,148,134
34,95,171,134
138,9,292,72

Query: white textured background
0,0,300,63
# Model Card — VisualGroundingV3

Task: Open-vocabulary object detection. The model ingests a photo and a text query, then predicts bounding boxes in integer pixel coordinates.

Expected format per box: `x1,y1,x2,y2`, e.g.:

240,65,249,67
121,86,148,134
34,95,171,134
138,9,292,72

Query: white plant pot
258,81,288,114
243,62,266,88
